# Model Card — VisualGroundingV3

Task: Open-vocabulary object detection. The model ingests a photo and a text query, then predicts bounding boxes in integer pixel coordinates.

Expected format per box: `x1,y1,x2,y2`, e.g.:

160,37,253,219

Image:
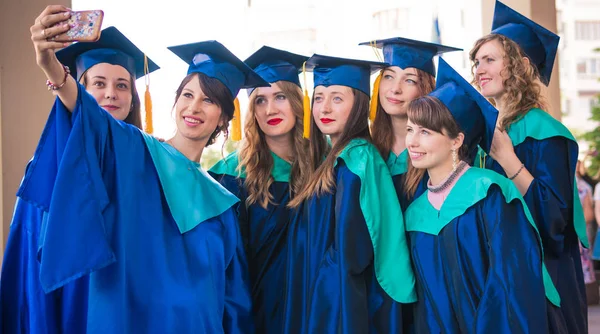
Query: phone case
52,10,104,43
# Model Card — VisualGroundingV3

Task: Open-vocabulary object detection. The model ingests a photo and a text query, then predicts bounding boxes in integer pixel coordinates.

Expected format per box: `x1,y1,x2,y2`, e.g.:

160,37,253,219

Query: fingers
40,11,72,29
43,23,70,41
37,41,72,51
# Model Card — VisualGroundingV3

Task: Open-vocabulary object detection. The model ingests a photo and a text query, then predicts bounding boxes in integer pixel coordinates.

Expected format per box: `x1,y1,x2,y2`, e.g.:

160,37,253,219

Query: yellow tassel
231,98,242,141
369,72,382,123
302,61,311,139
144,88,153,134
303,89,311,139
143,54,153,134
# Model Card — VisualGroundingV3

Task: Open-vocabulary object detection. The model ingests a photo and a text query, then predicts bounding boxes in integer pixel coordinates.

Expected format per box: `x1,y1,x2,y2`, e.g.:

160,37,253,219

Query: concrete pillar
0,0,71,265
481,0,562,120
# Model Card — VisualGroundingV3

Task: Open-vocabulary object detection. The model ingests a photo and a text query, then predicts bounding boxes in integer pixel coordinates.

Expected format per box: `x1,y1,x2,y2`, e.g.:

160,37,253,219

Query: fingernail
64,12,70,16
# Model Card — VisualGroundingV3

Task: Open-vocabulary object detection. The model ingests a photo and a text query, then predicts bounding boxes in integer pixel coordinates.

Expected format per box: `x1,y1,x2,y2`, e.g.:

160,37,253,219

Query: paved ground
590,304,600,333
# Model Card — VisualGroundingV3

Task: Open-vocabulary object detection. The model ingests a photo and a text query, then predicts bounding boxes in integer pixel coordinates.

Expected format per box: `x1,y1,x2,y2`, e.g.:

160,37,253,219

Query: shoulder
208,151,243,178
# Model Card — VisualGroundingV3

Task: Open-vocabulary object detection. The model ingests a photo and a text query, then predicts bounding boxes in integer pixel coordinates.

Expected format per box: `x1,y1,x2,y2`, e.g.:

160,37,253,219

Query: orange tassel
144,87,153,134
231,98,242,141
369,72,381,123
303,89,311,139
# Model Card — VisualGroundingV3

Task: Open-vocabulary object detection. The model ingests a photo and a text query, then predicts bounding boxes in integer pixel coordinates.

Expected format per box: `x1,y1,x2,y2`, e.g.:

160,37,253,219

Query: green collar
508,108,576,146
507,109,588,248
405,167,560,307
336,138,417,303
386,149,409,176
209,150,292,183
141,133,239,234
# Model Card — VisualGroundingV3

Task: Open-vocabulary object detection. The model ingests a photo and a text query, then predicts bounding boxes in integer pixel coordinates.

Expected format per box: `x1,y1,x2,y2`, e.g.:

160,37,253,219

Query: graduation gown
387,149,428,212
481,108,587,333
209,151,294,334
405,167,559,333
282,139,416,334
1,83,253,334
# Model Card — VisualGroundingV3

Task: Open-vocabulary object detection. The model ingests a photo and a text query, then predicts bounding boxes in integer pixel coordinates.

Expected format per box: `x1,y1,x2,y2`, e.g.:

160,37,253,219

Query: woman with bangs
3,6,268,332
360,38,461,211
404,58,556,333
471,2,587,332
284,54,416,333
209,46,323,334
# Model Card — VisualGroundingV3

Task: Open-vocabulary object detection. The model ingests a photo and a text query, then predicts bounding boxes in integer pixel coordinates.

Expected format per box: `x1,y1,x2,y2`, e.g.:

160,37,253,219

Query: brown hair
371,68,436,158
469,34,547,130
173,73,234,146
289,88,371,207
238,81,313,208
81,72,142,129
403,96,469,198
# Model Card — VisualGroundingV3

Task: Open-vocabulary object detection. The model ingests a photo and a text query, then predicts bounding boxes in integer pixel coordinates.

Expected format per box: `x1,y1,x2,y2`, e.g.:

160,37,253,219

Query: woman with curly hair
209,46,323,334
471,1,588,332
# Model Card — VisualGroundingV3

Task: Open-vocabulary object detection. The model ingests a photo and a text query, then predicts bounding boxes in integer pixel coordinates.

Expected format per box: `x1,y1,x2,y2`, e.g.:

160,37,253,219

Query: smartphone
51,10,104,43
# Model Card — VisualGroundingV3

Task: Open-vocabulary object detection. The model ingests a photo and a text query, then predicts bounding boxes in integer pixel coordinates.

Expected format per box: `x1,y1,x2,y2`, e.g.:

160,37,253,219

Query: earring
452,149,458,172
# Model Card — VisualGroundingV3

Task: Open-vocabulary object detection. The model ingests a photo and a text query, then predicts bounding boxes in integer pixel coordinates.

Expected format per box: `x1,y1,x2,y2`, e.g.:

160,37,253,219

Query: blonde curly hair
469,34,548,130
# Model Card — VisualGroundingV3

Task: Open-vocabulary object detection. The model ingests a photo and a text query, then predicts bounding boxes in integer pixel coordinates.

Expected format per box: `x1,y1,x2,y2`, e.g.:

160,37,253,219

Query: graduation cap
359,37,462,76
168,40,270,141
244,46,308,96
359,37,462,121
56,26,160,134
56,26,159,81
429,58,498,154
491,0,559,85
301,54,387,138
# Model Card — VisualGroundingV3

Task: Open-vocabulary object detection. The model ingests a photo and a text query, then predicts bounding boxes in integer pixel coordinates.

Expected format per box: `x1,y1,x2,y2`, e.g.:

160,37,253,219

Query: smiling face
174,74,224,143
405,119,457,170
83,63,133,121
378,66,424,117
252,82,297,140
312,85,354,144
472,39,507,100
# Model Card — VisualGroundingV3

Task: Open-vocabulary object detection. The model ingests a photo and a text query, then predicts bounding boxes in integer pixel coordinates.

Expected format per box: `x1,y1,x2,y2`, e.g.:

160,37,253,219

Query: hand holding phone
51,10,104,43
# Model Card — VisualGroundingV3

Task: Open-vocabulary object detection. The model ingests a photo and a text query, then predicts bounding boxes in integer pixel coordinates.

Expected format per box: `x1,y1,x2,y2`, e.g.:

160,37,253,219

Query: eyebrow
256,90,284,99
91,75,130,83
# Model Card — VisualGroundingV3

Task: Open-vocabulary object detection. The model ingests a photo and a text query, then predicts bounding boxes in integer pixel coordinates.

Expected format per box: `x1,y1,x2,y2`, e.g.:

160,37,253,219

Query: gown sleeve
474,186,549,333
221,208,254,334
521,137,577,256
31,84,138,293
307,165,374,333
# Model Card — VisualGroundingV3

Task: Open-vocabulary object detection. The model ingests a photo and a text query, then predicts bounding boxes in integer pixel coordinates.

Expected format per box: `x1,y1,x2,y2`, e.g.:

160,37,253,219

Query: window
575,21,600,40
373,8,409,33
577,58,600,77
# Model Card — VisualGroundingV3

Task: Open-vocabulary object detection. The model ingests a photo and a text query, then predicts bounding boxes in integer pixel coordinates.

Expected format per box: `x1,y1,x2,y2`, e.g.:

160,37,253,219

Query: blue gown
209,151,294,334
1,84,253,334
282,139,416,334
404,167,558,333
482,109,587,333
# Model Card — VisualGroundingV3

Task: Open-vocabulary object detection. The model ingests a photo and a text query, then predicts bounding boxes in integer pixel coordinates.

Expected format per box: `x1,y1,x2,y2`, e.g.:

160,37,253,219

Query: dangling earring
452,148,458,172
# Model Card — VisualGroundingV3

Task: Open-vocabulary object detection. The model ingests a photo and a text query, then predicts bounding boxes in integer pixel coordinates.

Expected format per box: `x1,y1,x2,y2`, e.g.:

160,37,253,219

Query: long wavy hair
370,68,436,158
173,73,234,146
238,81,312,208
469,34,548,130
403,96,469,198
289,88,371,207
81,72,142,129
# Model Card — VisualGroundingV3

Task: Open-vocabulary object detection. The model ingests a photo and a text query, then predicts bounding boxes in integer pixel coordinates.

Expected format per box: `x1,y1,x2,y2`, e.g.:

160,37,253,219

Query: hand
30,5,72,70
489,127,515,165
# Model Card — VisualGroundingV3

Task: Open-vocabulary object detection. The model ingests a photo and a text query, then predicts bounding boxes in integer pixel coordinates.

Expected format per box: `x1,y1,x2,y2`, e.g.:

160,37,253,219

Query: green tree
200,138,238,170
581,47,600,175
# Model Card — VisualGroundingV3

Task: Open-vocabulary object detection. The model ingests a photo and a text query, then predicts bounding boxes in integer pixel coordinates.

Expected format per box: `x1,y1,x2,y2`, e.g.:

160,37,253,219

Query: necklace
428,160,467,193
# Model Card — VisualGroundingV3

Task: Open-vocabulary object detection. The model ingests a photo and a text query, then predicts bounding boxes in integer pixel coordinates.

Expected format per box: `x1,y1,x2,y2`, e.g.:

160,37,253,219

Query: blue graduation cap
244,46,308,95
56,26,160,81
430,58,499,153
491,0,559,85
168,41,270,98
359,37,462,76
305,54,387,96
